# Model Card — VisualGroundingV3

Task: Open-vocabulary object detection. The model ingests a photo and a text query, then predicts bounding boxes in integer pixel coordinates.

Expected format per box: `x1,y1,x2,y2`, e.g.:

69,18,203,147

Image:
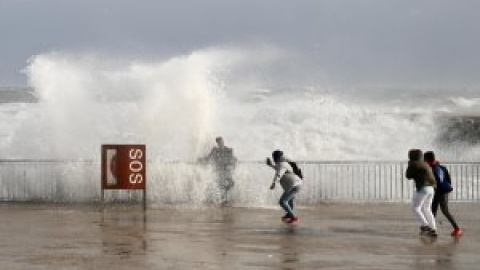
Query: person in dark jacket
424,151,462,237
406,149,437,236
200,136,238,205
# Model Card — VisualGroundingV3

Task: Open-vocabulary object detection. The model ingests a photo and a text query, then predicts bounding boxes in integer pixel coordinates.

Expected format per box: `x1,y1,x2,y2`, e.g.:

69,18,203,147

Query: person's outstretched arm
270,162,286,190
266,158,275,169
198,148,214,164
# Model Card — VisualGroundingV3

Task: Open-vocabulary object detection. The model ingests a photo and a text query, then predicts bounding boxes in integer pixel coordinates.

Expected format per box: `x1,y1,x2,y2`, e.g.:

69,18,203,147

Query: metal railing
0,160,478,203
295,161,480,203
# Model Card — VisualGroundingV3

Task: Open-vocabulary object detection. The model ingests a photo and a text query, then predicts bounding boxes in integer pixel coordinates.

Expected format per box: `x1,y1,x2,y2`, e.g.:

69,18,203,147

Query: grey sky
1,0,480,86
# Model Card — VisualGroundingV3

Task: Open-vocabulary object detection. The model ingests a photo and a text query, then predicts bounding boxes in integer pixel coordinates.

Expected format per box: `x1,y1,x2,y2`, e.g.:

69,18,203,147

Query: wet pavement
0,203,479,270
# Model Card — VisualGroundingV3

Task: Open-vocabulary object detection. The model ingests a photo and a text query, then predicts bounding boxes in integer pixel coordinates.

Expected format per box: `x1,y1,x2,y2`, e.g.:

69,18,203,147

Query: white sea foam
1,46,480,203
0,47,479,161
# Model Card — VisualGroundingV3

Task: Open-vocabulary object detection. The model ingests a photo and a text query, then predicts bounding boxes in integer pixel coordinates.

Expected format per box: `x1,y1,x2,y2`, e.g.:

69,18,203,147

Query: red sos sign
102,145,146,190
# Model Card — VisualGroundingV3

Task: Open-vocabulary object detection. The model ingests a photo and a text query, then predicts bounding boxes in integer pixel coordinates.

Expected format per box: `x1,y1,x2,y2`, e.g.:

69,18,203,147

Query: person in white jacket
266,150,303,224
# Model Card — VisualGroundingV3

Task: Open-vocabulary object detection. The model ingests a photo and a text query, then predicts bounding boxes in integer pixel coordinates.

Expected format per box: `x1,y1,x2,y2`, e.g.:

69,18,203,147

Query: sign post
101,144,147,211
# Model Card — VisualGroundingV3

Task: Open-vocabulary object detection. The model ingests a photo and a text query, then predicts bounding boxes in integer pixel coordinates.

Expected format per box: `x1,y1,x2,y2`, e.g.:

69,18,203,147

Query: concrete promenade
0,203,479,270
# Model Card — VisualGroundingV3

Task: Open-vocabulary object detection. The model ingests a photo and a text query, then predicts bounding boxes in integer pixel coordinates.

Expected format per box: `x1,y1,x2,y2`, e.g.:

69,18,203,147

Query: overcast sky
1,0,480,87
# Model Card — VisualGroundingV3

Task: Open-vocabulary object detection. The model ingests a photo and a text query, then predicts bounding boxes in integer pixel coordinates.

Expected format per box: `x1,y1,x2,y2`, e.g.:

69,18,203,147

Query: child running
266,150,303,224
406,149,438,237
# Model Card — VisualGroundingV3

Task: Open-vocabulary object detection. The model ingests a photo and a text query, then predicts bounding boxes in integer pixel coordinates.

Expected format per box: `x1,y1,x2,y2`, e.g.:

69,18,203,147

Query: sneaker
419,226,430,235
281,214,290,222
426,228,438,237
419,226,437,237
451,228,462,237
287,216,299,224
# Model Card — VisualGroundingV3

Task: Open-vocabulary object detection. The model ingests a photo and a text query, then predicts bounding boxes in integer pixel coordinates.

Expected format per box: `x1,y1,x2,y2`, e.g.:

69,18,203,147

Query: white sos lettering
128,148,144,184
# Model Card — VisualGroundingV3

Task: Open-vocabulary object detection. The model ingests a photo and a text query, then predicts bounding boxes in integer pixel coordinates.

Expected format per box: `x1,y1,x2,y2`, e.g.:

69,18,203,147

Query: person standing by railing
424,151,462,237
406,149,437,237
198,136,238,205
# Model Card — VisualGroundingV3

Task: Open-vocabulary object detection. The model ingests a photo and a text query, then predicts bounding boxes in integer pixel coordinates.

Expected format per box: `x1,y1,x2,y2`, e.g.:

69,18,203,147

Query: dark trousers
216,170,234,204
431,192,459,229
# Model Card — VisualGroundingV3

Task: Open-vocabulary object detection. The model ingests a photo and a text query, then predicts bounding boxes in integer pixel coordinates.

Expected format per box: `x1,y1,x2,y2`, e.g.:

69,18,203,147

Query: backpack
287,161,303,179
434,164,453,193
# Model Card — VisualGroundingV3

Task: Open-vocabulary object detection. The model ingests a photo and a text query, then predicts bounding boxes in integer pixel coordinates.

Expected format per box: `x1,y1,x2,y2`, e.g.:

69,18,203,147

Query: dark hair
272,150,283,163
424,151,435,162
408,149,422,161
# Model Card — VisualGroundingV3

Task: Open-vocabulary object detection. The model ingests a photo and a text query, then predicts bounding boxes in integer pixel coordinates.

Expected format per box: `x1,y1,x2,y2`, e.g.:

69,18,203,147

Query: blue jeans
279,186,300,218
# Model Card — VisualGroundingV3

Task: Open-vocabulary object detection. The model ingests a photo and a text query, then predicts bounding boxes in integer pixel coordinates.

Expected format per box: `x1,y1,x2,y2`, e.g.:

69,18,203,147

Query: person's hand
266,158,273,166
270,183,275,190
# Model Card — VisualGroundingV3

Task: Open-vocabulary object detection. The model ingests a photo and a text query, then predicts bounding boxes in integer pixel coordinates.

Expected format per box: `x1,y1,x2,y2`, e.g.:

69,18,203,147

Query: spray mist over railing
2,46,480,204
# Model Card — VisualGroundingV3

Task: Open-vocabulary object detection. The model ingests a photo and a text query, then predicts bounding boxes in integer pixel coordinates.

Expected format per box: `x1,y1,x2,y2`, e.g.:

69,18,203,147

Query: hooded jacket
406,150,436,192
271,157,302,192
429,162,453,194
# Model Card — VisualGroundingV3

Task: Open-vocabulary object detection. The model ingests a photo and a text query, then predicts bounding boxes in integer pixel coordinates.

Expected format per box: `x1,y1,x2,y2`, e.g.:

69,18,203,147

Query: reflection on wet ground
0,203,478,269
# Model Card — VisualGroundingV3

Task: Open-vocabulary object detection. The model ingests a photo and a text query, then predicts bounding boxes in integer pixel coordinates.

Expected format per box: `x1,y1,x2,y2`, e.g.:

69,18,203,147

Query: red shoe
287,216,299,224
451,228,462,237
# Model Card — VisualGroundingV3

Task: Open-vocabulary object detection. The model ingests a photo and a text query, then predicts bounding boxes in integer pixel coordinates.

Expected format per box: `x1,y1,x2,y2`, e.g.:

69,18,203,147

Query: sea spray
1,47,479,203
